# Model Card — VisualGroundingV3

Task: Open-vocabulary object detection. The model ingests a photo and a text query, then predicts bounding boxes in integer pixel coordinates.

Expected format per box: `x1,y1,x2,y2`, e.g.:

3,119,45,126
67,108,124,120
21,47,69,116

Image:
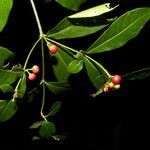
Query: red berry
28,73,36,80
49,44,58,54
111,75,122,84
32,65,40,74
103,85,110,92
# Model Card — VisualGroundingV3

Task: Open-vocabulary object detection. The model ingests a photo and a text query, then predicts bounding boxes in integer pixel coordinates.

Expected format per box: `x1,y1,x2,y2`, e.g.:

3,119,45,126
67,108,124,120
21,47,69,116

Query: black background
0,0,150,149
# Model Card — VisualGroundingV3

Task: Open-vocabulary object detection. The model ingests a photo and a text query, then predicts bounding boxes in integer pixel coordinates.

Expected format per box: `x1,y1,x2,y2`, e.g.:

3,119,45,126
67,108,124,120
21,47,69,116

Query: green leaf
0,100,7,112
0,68,23,85
0,0,13,32
68,59,84,74
47,17,109,40
17,74,27,98
68,3,118,18
52,47,74,82
55,0,87,11
0,47,14,67
45,101,62,117
39,121,56,138
87,8,150,54
45,81,70,94
84,57,107,89
29,120,45,129
122,67,150,80
0,100,18,122
0,84,13,93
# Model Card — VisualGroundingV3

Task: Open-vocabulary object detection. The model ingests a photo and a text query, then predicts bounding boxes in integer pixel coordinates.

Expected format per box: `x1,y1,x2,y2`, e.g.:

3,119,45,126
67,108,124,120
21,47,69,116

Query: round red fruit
32,65,40,74
49,44,58,54
111,75,122,84
28,73,36,80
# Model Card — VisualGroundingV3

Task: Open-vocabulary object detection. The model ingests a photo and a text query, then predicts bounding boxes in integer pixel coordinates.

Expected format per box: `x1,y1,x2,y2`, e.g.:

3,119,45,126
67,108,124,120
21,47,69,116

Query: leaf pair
30,101,61,138
30,120,56,138
47,7,150,53
31,120,66,141
47,3,118,39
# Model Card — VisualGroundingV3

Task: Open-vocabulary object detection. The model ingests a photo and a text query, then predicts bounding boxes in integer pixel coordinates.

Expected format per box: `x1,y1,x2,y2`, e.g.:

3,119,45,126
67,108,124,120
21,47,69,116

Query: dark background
0,0,150,149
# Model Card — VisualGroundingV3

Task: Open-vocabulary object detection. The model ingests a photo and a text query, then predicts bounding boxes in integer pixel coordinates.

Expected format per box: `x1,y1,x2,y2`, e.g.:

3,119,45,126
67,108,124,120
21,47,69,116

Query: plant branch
23,38,41,69
40,38,47,121
30,0,43,36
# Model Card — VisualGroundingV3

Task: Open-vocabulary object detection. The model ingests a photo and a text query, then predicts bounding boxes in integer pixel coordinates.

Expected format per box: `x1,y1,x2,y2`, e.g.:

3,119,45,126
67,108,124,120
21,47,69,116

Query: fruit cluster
28,65,40,80
28,44,58,81
103,75,122,92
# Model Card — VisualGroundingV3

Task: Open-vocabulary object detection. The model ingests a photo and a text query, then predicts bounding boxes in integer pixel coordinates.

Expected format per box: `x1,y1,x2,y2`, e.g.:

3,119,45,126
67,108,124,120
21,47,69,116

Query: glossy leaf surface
87,8,150,54
47,17,109,39
68,3,118,18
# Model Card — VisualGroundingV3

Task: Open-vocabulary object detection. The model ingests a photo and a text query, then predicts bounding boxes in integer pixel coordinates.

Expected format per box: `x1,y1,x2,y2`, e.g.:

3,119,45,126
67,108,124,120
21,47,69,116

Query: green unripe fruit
114,84,120,90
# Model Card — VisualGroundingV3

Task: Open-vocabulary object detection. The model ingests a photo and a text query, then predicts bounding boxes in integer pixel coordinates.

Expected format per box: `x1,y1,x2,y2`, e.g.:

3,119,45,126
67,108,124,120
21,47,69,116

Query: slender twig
30,0,43,36
23,38,41,69
12,77,22,101
40,38,47,121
